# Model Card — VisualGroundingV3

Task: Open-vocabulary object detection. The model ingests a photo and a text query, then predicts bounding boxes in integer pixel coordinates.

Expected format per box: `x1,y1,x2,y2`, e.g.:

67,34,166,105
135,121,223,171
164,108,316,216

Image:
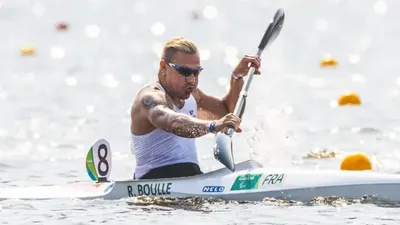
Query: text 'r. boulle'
127,183,172,197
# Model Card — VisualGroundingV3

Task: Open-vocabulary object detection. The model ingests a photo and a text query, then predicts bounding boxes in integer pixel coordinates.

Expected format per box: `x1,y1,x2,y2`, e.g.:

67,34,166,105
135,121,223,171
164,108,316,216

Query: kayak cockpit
203,160,264,178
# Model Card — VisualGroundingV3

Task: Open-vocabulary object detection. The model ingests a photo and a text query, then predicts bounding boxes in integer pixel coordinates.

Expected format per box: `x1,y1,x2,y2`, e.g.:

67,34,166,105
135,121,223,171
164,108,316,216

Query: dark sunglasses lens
178,68,195,77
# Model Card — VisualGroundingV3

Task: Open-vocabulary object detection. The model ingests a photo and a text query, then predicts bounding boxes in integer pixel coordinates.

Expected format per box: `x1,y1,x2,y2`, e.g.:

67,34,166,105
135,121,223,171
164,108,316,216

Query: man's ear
160,60,166,69
160,60,168,74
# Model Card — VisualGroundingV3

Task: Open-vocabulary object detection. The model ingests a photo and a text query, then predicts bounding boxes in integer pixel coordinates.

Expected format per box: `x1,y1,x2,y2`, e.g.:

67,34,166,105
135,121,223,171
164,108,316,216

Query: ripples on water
1,196,400,224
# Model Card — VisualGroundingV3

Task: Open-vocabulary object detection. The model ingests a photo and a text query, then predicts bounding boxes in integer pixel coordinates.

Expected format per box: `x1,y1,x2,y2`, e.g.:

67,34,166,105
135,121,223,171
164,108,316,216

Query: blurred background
1,0,400,181
1,0,400,182
1,0,400,224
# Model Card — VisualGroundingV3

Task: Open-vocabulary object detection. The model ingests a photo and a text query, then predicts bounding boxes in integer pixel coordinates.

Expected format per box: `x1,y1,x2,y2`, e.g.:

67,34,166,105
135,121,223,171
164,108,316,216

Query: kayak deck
0,183,113,201
2,160,400,202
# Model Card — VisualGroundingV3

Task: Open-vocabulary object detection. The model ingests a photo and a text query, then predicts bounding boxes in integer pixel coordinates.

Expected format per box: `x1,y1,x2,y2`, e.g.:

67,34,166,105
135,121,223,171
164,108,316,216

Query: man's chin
182,94,191,99
181,91,192,99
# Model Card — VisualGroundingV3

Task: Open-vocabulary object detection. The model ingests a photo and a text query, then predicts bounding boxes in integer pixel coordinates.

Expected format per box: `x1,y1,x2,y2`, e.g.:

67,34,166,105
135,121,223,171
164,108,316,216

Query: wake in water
124,195,400,212
244,105,300,168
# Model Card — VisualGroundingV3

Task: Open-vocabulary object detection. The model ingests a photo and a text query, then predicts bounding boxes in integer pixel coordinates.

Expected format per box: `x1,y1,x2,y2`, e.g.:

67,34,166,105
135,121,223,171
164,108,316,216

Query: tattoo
152,106,168,118
170,114,208,138
143,95,171,125
141,93,211,138
142,95,158,109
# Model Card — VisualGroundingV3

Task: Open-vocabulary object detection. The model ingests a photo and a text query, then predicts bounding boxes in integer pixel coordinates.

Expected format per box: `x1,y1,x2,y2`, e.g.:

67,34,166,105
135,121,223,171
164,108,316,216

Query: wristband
209,121,216,133
232,72,243,80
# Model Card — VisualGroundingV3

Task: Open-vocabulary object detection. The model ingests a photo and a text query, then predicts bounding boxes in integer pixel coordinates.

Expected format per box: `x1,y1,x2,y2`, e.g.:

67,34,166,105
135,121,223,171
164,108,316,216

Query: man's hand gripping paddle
213,9,285,172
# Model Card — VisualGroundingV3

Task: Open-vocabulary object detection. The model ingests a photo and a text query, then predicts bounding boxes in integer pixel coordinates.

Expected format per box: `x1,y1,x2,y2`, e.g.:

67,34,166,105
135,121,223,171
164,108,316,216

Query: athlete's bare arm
193,55,262,121
193,82,246,121
138,89,214,138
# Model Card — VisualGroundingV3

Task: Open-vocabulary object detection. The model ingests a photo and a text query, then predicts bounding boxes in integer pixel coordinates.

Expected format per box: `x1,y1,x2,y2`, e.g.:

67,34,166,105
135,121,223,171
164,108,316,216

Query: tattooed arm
139,90,213,138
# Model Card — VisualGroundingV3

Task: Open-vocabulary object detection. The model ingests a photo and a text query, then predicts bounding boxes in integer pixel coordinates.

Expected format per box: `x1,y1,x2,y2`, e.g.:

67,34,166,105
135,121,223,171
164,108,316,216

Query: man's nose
185,73,196,82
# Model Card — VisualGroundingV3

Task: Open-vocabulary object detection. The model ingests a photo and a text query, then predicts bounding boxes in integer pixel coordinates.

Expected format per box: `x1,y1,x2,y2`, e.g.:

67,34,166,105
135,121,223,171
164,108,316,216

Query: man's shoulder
134,86,167,110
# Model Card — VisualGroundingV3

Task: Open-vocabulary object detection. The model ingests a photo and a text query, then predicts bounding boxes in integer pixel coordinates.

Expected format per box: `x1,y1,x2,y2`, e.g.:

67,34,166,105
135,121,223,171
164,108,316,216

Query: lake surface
1,0,400,224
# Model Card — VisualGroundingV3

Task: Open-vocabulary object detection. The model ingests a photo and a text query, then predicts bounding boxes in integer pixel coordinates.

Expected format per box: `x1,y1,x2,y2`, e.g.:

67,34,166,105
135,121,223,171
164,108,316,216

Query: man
130,36,261,180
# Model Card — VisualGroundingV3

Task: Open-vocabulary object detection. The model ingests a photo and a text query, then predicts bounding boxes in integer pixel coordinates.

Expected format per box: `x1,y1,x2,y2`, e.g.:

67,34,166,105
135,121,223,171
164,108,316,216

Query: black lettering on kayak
157,183,162,195
127,185,133,197
166,183,172,194
144,184,150,195
152,183,158,195
137,183,143,196
262,174,284,185
136,183,172,196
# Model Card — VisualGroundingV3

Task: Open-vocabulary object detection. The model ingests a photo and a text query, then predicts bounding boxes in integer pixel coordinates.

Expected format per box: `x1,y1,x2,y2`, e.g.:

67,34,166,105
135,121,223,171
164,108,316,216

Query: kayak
1,139,400,202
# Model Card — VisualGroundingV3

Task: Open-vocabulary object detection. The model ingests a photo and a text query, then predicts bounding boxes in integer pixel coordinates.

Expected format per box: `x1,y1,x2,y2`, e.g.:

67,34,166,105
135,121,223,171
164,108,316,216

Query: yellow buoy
340,153,372,171
320,56,337,67
20,46,36,56
337,92,361,106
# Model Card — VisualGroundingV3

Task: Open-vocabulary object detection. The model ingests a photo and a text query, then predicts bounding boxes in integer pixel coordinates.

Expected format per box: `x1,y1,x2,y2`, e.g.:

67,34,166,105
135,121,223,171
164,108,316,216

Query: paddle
213,9,285,172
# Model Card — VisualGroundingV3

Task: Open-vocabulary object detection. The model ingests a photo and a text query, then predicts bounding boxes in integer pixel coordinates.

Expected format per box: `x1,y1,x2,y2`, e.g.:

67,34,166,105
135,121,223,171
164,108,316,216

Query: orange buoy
340,153,372,171
320,56,337,67
337,92,361,106
20,46,36,56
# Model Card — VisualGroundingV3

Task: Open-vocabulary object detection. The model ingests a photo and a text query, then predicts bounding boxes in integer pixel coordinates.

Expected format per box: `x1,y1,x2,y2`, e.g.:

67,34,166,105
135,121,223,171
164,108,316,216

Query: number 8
97,143,109,177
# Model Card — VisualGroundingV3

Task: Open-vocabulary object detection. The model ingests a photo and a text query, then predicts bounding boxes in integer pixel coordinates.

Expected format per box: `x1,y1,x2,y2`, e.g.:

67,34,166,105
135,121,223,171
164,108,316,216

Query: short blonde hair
162,36,198,63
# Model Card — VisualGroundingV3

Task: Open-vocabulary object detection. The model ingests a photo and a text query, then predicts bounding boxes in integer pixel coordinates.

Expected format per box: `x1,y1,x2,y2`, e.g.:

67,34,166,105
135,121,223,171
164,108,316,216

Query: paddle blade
258,9,285,51
85,139,112,182
213,132,235,171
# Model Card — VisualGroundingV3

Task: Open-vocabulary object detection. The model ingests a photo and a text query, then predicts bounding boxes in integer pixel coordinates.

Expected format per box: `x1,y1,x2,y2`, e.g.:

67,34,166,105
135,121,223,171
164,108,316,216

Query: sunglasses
168,63,203,77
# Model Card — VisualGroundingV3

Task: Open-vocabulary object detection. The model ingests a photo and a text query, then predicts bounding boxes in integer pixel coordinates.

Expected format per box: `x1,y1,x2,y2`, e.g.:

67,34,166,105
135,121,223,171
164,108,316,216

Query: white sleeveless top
131,81,199,178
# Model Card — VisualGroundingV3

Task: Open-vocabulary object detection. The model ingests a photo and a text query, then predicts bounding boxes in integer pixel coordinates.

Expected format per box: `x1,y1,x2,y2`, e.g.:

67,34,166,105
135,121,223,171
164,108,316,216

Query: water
1,0,400,224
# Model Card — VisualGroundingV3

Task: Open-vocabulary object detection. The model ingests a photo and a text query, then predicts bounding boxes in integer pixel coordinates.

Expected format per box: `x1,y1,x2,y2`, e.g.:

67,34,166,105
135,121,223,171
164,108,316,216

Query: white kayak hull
1,160,400,202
